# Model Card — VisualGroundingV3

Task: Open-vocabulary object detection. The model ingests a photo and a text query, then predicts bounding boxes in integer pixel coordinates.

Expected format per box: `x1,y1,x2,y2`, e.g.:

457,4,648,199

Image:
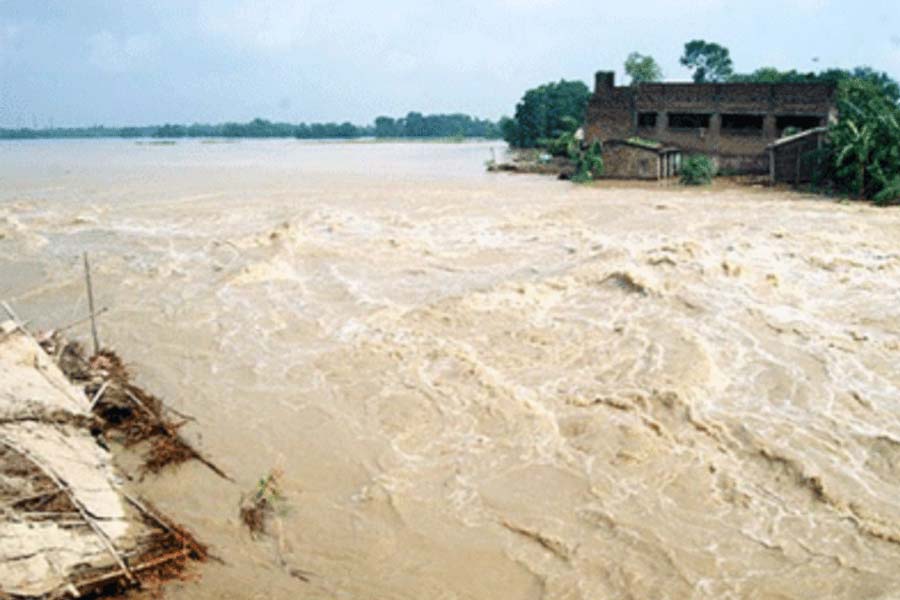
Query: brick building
602,139,682,180
585,71,837,173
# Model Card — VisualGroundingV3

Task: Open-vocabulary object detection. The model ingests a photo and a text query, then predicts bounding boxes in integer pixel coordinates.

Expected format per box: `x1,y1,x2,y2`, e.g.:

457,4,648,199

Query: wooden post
83,252,100,356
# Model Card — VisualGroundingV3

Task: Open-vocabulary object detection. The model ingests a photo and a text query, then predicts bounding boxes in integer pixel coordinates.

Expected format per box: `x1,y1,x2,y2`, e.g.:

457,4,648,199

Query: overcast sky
1,0,898,127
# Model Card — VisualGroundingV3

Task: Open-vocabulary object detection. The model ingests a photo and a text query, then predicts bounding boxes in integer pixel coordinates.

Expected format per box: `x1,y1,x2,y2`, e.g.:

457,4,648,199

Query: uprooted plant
239,469,285,536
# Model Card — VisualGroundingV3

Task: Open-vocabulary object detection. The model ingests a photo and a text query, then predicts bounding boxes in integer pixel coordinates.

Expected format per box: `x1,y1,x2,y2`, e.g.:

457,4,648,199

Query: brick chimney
594,71,615,95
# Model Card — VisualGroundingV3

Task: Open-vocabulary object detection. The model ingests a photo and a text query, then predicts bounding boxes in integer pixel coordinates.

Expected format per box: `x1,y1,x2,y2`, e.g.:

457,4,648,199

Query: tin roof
766,126,828,149
606,138,681,154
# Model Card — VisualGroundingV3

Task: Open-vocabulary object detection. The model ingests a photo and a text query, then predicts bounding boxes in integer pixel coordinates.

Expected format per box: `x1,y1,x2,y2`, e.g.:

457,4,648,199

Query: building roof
766,126,828,149
605,138,681,154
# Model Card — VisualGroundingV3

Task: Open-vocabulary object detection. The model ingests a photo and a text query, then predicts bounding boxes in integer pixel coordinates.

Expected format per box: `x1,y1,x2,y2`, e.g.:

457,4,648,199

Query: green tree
1,114,500,141
374,116,398,137
817,67,900,105
372,113,501,139
504,79,591,148
402,112,427,137
499,117,518,145
728,67,814,83
728,66,900,105
624,52,663,84
154,123,187,138
680,40,734,83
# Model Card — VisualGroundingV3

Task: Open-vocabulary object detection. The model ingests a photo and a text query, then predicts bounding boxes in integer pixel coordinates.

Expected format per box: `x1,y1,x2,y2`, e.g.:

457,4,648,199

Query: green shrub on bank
680,155,717,185
572,141,604,183
541,130,580,158
873,177,900,205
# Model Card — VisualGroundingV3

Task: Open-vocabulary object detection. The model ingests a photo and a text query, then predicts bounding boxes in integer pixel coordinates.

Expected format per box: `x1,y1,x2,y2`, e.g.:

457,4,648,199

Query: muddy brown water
2,139,900,599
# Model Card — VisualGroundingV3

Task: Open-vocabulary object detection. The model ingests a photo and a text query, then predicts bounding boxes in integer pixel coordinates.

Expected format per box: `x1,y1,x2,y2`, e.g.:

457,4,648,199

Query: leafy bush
680,155,717,185
873,177,900,206
541,131,580,158
571,141,604,183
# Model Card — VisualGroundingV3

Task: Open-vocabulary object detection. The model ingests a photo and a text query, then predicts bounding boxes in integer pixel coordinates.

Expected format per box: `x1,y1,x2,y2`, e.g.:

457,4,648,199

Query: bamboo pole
88,381,110,411
83,252,100,356
65,547,191,595
1,300,23,330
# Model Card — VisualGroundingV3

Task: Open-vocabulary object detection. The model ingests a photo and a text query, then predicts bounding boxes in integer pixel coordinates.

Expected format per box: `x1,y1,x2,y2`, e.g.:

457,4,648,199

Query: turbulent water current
2,139,900,599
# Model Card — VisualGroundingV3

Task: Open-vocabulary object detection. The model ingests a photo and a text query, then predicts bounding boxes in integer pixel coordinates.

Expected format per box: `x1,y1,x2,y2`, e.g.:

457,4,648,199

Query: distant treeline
0,112,503,140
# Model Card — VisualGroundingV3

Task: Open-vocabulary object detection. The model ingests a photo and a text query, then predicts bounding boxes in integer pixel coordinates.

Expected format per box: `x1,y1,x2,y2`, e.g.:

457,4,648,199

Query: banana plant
829,78,900,203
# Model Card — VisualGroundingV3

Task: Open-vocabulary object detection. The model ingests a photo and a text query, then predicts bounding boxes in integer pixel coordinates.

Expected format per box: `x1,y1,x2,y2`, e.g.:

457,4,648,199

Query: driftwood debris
33,328,230,482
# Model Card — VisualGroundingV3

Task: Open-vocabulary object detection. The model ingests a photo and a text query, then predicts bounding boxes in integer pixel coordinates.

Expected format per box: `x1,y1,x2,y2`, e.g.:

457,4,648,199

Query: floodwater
2,139,900,599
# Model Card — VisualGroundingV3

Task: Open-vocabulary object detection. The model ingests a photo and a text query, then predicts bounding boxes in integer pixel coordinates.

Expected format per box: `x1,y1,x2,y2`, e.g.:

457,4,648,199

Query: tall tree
374,116,399,137
624,52,663,84
503,79,591,148
680,40,734,83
